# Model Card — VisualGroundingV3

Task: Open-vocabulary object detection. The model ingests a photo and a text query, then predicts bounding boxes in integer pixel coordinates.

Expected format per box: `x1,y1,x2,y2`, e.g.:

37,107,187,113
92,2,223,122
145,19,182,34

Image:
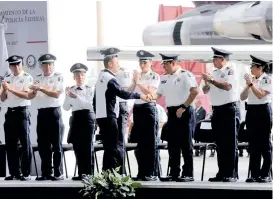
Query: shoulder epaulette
213,69,217,72
85,85,91,88
181,70,186,73
23,73,30,76
36,74,42,76
5,73,11,77
70,86,75,89
54,72,61,76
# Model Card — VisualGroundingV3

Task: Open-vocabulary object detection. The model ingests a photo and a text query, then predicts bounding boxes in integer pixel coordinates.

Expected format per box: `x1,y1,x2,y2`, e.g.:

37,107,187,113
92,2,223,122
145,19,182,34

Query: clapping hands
65,87,77,98
1,80,10,91
29,83,41,91
244,73,252,85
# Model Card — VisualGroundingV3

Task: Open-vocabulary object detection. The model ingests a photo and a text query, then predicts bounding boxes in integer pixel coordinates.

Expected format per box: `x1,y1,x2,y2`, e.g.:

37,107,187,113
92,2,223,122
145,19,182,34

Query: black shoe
246,177,259,183
72,176,82,181
257,177,272,183
208,176,223,182
160,176,178,182
20,176,31,181
143,176,158,181
176,176,194,182
223,177,237,182
36,176,53,181
4,175,21,180
52,175,64,181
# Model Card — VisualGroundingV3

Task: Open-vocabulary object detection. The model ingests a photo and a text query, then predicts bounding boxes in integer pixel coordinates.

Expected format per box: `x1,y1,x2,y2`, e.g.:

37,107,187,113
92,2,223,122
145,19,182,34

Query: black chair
193,119,216,181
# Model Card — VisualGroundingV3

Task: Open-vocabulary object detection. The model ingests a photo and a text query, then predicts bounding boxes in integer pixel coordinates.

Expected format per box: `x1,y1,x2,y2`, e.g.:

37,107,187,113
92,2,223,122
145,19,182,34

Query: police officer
148,54,199,182
94,47,147,173
63,63,96,180
0,55,32,181
115,67,135,174
130,50,160,181
240,56,272,183
202,47,239,182
28,54,64,181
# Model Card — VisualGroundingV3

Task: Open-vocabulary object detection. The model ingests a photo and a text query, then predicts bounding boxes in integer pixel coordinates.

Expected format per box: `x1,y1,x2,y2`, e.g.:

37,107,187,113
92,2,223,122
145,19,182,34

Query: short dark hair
103,56,114,67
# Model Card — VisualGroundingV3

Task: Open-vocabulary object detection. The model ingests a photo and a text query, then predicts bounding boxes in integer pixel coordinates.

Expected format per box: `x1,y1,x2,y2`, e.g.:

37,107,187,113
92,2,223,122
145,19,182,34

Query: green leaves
80,167,142,199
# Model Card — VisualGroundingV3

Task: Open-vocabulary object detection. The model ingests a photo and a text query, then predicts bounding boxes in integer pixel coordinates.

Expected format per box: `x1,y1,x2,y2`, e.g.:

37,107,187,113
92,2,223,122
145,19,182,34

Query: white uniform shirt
116,68,134,103
208,64,239,106
157,68,197,107
134,70,160,104
63,84,95,112
2,72,32,108
247,73,272,105
33,72,64,109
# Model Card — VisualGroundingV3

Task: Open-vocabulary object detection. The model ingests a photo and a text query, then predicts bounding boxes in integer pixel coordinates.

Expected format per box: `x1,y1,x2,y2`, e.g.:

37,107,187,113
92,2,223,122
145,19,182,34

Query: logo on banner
26,55,37,69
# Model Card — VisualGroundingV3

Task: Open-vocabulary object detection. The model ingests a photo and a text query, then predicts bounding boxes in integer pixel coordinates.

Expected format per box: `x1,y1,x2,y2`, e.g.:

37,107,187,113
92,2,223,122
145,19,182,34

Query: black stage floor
0,178,272,199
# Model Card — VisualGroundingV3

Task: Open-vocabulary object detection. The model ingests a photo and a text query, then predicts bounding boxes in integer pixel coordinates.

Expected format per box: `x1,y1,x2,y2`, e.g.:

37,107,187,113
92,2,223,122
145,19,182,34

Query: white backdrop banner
0,1,48,144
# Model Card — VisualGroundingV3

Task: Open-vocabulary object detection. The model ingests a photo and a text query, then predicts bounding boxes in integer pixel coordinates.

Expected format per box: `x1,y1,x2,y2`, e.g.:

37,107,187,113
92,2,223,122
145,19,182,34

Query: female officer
240,55,272,183
131,50,160,181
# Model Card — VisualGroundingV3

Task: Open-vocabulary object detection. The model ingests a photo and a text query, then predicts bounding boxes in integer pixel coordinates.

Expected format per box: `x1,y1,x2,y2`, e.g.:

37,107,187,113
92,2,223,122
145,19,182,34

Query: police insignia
46,54,50,59
228,69,234,75
12,56,17,60
58,76,63,82
140,51,144,55
264,78,271,84
110,48,114,53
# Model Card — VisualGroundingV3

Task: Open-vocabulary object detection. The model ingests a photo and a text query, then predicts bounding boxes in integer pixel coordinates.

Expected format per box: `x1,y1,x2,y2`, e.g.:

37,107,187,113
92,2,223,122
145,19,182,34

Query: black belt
8,106,27,111
247,103,270,107
134,102,155,107
72,109,92,115
38,107,60,111
212,102,236,109
119,102,127,104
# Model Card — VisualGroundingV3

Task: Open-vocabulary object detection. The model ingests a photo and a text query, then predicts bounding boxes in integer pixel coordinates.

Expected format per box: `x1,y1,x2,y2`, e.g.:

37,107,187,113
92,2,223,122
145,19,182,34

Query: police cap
159,53,179,64
6,55,23,65
70,63,88,73
38,53,56,64
211,47,232,59
250,55,268,67
100,47,120,58
136,50,155,60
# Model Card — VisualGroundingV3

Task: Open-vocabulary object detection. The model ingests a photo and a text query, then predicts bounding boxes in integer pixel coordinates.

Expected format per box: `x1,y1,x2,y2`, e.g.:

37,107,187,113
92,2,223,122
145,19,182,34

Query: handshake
140,94,154,102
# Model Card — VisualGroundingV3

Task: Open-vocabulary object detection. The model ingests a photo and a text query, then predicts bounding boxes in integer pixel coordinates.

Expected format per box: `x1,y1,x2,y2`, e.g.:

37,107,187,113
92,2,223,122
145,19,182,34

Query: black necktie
76,87,83,90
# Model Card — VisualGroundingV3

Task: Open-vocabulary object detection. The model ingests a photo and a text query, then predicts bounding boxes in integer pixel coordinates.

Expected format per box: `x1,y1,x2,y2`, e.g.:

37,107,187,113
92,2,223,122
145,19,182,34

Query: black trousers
97,117,124,172
4,106,32,177
70,110,95,176
37,107,63,177
133,103,158,177
117,102,129,174
246,103,272,178
167,105,194,177
212,102,238,178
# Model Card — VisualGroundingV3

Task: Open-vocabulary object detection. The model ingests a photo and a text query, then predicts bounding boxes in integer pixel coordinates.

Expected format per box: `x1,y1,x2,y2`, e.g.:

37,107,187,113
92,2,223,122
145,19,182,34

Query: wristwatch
209,79,215,84
181,104,187,109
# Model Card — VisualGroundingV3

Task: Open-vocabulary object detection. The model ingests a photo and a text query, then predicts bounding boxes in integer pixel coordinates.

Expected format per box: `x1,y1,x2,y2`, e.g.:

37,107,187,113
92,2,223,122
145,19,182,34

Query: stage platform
0,178,271,199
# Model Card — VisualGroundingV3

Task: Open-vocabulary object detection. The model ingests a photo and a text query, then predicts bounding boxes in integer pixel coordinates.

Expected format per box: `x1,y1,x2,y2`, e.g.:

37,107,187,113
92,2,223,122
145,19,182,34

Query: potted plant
80,167,142,199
